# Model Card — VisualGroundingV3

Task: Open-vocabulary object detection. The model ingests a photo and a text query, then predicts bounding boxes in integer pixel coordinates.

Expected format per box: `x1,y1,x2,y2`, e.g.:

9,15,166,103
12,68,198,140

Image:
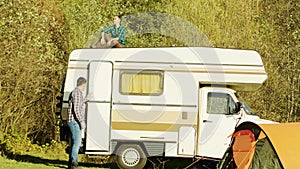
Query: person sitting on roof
98,15,126,48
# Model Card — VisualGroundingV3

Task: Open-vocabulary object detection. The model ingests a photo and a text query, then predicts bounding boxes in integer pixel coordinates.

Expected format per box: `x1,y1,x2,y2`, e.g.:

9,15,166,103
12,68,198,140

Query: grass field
0,154,197,169
0,155,66,169
0,138,194,169
0,153,110,169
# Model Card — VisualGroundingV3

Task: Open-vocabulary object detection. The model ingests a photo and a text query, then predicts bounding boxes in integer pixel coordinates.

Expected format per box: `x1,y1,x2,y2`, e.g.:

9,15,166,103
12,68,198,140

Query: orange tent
218,122,300,169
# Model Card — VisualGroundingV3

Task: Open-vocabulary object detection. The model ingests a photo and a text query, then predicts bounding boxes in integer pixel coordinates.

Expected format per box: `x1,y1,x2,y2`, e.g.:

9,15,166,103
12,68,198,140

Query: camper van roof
69,47,264,66
68,47,267,91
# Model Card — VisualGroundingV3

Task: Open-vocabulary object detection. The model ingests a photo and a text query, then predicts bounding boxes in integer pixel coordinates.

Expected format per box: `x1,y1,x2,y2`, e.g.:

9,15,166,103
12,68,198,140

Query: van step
87,155,110,159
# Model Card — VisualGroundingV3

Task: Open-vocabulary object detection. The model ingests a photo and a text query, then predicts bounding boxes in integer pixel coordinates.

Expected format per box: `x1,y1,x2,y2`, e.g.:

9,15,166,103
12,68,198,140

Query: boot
70,162,81,169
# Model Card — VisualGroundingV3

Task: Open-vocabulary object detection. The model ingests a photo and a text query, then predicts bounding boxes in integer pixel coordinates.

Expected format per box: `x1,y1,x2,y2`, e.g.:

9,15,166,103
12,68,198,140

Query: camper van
58,47,272,168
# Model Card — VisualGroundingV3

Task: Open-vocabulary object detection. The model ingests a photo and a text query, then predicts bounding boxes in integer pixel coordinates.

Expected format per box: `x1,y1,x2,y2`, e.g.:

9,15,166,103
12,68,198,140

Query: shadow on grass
0,143,117,169
0,143,217,169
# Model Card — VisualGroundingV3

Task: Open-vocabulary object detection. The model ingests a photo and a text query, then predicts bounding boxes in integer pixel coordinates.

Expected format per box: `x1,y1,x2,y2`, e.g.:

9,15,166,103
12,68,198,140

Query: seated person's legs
92,33,111,48
92,33,123,48
107,37,123,48
112,41,123,48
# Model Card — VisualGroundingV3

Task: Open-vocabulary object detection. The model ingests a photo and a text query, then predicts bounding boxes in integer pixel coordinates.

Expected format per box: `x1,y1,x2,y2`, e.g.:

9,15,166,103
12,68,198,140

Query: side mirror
234,102,242,113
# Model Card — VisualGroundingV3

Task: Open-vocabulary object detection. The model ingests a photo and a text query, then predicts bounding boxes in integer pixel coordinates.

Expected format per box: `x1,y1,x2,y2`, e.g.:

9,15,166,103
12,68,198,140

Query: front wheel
116,144,147,169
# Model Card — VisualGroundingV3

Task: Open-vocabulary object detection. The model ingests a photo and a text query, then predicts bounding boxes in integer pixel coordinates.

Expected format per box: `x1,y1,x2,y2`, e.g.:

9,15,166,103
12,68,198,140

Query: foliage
0,0,67,143
243,0,300,122
0,134,66,158
0,0,299,148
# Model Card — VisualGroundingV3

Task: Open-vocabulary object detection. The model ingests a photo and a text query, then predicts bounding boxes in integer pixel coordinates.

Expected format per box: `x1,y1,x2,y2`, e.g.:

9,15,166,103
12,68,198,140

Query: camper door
86,61,113,152
197,88,240,158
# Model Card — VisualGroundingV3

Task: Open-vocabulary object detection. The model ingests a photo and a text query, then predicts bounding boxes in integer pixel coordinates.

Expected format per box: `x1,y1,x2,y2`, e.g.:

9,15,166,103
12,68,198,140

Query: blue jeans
68,121,82,163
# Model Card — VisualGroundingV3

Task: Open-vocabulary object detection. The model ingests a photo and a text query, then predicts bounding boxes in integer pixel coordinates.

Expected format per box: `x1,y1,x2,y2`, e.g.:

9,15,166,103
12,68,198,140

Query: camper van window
120,70,163,95
207,92,236,114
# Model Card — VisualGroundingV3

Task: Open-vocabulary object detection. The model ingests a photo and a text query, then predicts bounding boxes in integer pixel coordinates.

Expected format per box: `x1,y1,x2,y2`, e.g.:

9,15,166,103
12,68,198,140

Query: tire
116,144,147,169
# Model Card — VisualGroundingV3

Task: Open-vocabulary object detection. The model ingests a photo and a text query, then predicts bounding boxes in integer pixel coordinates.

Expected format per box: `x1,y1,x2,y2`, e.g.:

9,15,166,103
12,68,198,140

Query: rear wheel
116,144,147,169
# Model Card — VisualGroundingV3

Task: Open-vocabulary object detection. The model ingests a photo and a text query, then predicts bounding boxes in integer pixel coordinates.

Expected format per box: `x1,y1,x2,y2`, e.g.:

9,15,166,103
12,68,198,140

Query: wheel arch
112,141,150,157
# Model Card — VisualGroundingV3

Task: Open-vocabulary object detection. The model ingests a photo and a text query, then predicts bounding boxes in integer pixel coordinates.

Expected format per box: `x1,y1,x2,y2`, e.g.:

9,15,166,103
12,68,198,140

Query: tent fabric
232,130,256,169
249,138,282,169
258,122,300,169
218,147,237,169
218,122,300,169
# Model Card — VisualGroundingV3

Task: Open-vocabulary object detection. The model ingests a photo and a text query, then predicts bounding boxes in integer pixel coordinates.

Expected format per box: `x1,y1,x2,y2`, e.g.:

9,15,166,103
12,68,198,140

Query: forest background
0,0,299,164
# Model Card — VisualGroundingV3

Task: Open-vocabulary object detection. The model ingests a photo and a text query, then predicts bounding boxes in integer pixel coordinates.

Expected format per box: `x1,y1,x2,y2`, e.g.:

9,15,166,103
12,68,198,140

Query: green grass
0,134,113,168
0,155,65,169
0,155,109,169
0,149,197,169
0,154,197,169
0,134,199,168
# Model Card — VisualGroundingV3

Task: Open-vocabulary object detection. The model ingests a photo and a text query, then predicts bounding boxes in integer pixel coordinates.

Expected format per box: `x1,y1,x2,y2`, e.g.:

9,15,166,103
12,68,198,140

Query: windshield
235,92,256,115
242,102,255,115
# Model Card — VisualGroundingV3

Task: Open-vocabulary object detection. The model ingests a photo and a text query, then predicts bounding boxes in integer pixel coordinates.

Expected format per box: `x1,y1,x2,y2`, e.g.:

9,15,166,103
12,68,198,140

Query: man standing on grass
67,77,90,169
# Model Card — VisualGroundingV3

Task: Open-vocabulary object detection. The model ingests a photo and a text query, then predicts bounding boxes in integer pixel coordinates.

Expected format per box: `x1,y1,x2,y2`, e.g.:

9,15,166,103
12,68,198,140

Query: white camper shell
60,47,270,168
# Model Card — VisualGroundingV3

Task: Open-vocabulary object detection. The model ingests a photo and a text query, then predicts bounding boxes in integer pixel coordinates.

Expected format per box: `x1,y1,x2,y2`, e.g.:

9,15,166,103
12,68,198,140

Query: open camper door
197,88,241,158
86,61,113,152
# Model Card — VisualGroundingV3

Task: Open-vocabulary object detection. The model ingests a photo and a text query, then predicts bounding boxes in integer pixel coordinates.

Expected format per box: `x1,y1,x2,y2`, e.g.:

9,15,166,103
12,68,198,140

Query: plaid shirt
67,88,86,123
102,25,126,46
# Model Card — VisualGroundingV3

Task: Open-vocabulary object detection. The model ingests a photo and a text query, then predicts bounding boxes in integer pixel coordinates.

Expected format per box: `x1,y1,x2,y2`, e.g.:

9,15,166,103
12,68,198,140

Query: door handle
203,120,213,123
